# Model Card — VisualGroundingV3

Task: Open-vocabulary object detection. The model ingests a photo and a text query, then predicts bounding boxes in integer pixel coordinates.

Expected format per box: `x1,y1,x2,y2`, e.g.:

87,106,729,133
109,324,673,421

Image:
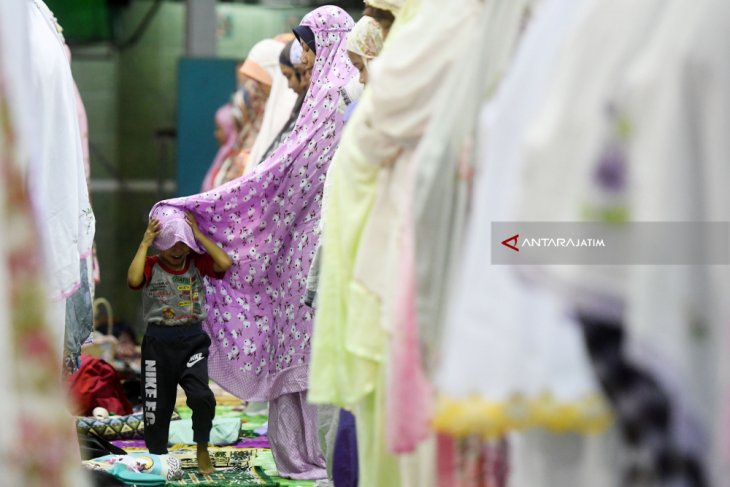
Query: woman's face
300,40,316,69
295,64,312,93
347,51,368,85
280,64,300,92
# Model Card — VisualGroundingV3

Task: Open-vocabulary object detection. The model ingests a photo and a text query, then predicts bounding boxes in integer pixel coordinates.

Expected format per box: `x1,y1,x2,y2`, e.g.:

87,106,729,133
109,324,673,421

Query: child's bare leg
197,443,213,474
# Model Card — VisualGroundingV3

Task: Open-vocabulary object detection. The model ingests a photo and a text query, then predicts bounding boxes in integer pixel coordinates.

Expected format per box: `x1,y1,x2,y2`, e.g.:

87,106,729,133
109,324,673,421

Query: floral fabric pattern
158,6,356,401
0,51,87,487
346,16,384,61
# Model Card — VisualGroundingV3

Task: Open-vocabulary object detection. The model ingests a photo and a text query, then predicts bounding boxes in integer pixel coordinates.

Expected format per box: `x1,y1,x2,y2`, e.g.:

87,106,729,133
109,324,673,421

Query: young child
127,205,233,474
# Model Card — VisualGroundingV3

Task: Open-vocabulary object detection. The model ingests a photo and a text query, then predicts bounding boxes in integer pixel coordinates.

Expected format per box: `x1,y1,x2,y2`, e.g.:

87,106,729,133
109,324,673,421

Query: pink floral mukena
155,6,356,401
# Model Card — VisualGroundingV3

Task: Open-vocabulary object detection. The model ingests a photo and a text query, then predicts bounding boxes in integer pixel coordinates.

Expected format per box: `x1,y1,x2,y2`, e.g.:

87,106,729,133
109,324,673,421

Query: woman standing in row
155,6,356,480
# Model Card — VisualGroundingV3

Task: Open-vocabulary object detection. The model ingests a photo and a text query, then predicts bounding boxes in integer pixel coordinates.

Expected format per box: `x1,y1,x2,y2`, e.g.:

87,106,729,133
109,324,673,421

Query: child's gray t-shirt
131,254,224,326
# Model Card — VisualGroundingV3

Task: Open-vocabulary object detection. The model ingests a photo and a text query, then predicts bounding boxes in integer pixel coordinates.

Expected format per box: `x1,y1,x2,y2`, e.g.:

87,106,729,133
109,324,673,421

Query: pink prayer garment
149,204,204,253
153,5,356,402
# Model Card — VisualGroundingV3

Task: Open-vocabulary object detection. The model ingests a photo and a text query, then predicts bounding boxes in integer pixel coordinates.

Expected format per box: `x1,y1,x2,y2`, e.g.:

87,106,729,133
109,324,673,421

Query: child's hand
142,218,161,246
185,211,201,237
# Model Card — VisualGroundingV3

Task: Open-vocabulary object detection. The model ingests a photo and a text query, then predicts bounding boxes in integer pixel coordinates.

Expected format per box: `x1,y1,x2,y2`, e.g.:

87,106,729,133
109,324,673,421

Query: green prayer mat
170,447,260,470
167,466,277,486
163,450,314,487
161,407,314,487
169,418,242,446
251,450,315,487
166,466,315,487
175,406,268,439
175,406,265,422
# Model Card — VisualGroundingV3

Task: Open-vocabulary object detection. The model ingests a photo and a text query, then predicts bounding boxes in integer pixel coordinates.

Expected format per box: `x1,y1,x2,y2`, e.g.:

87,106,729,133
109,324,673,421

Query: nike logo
187,353,204,368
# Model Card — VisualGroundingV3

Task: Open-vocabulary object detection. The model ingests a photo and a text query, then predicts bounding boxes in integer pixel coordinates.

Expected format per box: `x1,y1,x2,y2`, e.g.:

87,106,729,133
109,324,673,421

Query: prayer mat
159,448,314,487
166,466,277,486
111,437,270,451
175,406,267,439
176,382,245,408
250,450,315,487
170,447,260,470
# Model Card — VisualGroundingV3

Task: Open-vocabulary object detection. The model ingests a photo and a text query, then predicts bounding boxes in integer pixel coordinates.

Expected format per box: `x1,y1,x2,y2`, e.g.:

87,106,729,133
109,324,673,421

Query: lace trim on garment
432,392,612,438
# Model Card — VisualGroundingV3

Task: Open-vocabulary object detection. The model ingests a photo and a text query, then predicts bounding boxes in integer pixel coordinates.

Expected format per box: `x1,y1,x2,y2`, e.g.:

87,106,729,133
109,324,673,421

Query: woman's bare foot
197,443,214,475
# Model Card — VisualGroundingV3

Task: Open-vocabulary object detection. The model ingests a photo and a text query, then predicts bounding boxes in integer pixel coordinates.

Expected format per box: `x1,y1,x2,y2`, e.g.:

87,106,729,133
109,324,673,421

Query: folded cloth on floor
168,418,241,446
83,452,182,484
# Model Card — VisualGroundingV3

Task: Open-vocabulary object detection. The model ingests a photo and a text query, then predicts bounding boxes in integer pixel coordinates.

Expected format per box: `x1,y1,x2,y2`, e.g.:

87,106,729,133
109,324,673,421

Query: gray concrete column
186,0,217,57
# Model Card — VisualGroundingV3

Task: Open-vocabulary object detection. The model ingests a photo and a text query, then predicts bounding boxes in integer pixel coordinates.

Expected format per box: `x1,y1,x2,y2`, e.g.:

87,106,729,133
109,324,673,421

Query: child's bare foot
197,443,214,474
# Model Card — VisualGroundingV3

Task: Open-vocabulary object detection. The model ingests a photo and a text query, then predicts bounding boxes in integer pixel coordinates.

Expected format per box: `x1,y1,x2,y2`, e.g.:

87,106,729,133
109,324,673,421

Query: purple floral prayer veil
149,204,204,254
150,5,356,401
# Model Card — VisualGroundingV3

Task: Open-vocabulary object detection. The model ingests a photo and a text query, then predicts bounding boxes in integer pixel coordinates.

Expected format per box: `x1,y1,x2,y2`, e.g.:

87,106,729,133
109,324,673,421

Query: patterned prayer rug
168,466,277,486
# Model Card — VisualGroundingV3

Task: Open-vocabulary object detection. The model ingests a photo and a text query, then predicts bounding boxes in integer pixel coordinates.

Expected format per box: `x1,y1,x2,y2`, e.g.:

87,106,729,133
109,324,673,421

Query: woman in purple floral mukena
151,6,356,480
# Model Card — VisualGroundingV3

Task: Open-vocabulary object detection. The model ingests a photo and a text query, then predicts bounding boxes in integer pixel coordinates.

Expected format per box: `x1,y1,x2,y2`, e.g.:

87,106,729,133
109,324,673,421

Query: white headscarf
245,39,298,170
290,41,303,64
347,16,385,65
239,38,284,86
